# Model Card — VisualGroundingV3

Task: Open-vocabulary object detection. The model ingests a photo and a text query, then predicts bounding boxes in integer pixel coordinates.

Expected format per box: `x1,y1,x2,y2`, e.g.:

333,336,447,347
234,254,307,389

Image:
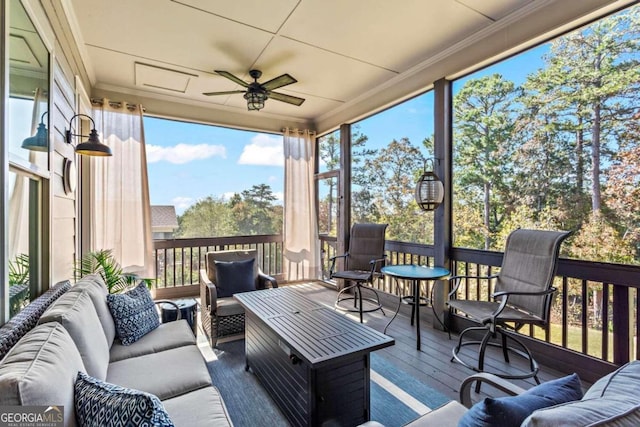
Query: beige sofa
363,362,640,427
0,274,233,427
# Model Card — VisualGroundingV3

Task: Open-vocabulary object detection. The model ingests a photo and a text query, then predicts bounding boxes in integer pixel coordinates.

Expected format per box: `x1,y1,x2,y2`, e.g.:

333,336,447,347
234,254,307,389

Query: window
451,3,640,265
144,117,283,238
3,0,50,322
351,92,435,244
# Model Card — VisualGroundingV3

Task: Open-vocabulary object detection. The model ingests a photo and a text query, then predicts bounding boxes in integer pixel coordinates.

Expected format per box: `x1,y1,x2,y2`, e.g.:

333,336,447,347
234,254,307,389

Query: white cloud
171,196,193,214
268,175,278,183
273,191,284,204
147,143,226,164
238,134,283,166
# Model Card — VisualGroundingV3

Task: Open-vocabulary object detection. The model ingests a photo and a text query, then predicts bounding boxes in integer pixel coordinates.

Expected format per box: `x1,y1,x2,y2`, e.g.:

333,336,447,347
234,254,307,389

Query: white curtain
283,128,321,281
90,99,153,277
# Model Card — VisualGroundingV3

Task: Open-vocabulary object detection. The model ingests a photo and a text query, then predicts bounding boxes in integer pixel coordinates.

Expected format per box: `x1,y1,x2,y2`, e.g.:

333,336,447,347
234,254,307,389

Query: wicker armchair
199,249,277,348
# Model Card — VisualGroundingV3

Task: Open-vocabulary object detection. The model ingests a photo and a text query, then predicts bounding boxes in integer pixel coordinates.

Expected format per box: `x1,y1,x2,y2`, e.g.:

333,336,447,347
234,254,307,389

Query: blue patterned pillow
75,372,174,427
107,282,159,345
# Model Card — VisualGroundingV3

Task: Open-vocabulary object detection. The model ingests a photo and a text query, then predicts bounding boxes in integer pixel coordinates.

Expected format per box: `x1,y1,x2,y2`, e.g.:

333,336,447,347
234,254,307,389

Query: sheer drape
90,99,153,277
283,128,320,281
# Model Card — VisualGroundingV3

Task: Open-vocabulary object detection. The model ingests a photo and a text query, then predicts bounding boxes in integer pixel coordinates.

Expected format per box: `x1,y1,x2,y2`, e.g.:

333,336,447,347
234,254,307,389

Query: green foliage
74,249,144,294
176,184,282,238
8,253,29,286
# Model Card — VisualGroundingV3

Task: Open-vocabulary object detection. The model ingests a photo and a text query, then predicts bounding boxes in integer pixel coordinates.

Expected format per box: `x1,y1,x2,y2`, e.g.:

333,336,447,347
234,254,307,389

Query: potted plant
74,249,152,294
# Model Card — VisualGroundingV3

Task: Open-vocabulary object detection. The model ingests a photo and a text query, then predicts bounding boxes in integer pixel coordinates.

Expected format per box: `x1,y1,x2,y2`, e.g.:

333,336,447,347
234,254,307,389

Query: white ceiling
64,0,624,134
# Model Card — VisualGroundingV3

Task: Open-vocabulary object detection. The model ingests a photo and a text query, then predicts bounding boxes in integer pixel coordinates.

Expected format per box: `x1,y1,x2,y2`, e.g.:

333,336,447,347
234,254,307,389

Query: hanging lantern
415,159,444,211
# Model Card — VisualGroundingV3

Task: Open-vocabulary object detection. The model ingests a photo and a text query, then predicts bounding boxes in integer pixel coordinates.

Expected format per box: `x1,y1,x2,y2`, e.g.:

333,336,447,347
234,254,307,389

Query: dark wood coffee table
234,287,394,427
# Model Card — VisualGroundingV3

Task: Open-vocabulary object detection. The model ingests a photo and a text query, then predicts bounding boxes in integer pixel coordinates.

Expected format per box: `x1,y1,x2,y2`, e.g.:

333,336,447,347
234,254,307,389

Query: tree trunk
591,102,602,213
576,116,584,196
484,181,491,250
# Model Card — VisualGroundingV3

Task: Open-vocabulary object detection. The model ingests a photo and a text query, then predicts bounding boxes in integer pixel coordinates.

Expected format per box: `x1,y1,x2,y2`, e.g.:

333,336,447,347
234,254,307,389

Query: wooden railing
153,235,283,290
154,234,639,378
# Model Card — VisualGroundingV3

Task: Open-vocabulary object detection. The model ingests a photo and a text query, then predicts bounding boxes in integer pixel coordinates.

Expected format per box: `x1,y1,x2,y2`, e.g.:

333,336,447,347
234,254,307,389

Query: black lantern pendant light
415,159,444,211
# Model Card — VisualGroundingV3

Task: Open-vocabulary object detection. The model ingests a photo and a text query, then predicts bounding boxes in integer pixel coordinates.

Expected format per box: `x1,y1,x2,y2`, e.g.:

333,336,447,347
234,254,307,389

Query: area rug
206,340,450,427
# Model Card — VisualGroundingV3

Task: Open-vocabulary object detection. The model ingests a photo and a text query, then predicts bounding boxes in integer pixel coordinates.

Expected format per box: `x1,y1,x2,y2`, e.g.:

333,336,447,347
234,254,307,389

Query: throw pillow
75,371,174,427
214,258,256,298
107,282,159,345
458,373,583,427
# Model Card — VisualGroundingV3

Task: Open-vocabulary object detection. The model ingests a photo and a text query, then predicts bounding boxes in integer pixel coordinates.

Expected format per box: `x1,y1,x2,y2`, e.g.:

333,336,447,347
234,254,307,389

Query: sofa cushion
38,290,110,380
106,345,212,400
0,323,85,427
107,282,159,345
215,258,256,298
72,274,116,345
404,401,467,426
75,371,174,427
523,361,640,427
162,386,233,427
460,373,583,427
109,320,196,362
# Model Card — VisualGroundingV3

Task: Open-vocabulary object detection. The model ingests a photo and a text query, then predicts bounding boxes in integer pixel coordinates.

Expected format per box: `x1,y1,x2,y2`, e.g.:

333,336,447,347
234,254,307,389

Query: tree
528,8,640,213
365,137,426,242
453,74,520,249
177,196,236,238
231,184,281,235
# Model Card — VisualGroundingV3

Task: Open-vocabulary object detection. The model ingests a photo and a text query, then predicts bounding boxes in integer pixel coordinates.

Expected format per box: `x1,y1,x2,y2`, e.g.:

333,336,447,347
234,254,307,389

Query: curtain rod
91,98,145,112
282,128,316,135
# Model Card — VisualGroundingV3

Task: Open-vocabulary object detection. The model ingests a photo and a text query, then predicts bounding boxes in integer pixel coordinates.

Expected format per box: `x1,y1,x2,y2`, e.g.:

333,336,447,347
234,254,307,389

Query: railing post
432,78,452,331
612,284,630,364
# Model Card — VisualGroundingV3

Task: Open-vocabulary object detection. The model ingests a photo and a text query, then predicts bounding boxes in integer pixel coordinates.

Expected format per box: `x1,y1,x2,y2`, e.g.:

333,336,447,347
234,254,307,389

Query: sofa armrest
199,269,218,314
459,372,526,408
258,272,278,289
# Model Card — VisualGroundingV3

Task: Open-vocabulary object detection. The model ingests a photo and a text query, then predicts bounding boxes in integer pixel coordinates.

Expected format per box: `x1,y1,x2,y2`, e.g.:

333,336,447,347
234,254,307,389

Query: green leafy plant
9,253,30,286
74,249,152,294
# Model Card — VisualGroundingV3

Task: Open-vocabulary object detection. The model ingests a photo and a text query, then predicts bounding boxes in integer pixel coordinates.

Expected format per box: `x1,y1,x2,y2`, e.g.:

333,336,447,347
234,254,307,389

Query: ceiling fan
203,69,305,111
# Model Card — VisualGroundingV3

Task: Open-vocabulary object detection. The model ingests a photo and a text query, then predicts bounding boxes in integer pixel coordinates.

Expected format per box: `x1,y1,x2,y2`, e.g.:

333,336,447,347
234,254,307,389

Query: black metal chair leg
501,331,510,363
358,285,364,323
475,330,494,393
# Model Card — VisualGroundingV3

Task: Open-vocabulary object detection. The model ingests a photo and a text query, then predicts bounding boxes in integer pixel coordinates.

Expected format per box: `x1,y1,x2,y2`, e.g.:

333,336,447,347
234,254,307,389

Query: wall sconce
415,159,444,211
65,113,112,157
21,111,49,152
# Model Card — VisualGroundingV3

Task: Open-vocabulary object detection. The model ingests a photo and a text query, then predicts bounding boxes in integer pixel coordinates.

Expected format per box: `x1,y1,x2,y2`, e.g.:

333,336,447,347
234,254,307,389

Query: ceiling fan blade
269,91,305,106
214,70,249,87
202,90,246,96
261,73,297,91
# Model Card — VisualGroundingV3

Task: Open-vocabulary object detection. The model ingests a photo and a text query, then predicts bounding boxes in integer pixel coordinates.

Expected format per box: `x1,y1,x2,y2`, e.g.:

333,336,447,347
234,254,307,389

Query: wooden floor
189,281,587,408
286,282,584,403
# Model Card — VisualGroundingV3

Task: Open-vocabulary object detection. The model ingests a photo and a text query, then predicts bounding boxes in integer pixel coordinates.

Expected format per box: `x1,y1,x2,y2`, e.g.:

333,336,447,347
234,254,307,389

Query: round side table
161,299,198,336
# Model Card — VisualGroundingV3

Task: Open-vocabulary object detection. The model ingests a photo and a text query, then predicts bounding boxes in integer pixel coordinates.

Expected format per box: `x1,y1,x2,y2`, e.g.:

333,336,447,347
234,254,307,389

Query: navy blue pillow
458,373,583,427
214,258,256,298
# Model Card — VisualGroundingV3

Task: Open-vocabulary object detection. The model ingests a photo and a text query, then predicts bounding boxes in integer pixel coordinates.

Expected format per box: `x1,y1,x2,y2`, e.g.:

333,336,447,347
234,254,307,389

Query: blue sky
144,117,283,214
144,44,549,216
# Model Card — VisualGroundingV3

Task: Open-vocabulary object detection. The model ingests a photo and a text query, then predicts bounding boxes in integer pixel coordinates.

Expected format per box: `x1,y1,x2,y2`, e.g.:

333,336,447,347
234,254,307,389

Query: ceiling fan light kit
204,69,305,111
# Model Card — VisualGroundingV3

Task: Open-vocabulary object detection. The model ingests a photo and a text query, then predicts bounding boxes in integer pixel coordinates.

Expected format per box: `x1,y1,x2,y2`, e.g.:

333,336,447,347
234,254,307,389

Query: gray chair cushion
216,296,246,317
0,323,85,427
106,345,212,400
404,401,467,427
523,361,640,426
162,386,233,427
109,320,196,362
38,290,110,380
72,274,116,345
